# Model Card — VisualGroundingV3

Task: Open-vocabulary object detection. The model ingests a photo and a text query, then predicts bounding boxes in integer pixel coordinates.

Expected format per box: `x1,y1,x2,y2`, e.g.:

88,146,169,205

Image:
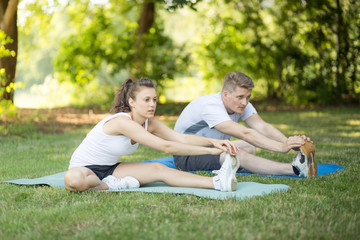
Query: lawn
0,107,359,240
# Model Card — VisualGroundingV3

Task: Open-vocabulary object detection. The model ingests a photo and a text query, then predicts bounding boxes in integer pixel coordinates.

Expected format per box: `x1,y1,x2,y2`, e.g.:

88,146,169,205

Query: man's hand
291,135,313,151
282,136,306,153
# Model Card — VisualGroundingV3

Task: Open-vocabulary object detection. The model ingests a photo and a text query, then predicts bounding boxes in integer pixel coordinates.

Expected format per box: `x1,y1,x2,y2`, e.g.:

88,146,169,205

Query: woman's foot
213,153,240,191
102,175,140,190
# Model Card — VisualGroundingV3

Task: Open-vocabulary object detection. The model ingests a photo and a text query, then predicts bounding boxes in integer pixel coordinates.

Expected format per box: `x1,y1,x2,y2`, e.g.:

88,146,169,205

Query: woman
65,78,240,192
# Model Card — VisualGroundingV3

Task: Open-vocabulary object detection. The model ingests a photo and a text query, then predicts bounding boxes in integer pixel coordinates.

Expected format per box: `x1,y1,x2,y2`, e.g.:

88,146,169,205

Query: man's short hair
222,71,254,93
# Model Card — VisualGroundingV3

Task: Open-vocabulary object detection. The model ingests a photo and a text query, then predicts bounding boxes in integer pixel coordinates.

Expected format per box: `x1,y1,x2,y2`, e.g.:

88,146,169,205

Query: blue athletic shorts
85,163,121,180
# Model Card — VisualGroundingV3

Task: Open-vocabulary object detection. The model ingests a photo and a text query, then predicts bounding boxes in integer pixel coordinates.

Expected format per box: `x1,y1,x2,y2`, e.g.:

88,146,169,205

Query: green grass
1,107,359,240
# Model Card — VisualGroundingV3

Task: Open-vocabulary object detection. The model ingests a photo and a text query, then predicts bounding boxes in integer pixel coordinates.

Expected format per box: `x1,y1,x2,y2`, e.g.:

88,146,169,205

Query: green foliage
0,119,37,137
193,0,360,105
155,102,188,116
53,0,190,93
0,107,359,239
0,33,15,58
133,24,191,90
67,80,115,110
162,0,202,11
16,0,360,108
17,0,69,89
0,98,16,119
0,30,18,118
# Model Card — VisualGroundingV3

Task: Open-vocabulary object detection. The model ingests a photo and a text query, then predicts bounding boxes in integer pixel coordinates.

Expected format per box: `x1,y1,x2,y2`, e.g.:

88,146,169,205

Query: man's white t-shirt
174,93,257,140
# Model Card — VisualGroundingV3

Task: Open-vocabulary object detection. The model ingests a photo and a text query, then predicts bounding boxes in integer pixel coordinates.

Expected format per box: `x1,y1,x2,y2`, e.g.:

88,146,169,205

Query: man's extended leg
219,140,256,165
220,149,295,176
173,154,222,171
174,140,256,172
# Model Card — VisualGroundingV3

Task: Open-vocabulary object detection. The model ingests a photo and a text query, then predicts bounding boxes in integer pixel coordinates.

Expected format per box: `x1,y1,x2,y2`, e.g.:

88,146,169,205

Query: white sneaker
102,175,140,190
291,150,316,177
213,153,240,191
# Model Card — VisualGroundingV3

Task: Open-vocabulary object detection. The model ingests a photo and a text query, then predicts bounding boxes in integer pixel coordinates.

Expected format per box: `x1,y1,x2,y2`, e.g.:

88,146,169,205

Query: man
174,71,316,177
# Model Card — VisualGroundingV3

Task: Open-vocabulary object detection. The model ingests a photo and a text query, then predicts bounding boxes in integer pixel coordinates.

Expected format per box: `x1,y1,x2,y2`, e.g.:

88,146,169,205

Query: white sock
213,176,221,190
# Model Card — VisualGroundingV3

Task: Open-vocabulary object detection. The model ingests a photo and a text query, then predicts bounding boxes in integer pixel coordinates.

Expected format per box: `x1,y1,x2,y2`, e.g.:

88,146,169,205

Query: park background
0,1,360,240
1,0,359,113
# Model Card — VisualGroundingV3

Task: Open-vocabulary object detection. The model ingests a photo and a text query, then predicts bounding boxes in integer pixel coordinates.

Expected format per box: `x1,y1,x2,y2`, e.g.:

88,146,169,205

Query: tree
193,0,360,105
23,0,203,108
132,0,155,76
17,0,359,106
0,0,18,103
53,0,195,94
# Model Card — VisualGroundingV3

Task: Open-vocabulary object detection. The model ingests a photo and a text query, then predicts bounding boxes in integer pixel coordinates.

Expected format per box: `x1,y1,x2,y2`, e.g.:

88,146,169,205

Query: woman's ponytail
111,78,156,113
111,79,133,113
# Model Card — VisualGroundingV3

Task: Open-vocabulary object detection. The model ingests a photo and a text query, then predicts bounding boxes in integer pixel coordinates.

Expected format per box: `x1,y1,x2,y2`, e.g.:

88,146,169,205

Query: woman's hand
211,139,239,155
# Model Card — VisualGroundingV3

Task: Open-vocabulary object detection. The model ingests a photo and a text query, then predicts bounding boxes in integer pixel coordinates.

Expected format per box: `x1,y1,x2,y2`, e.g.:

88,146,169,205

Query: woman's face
129,87,157,118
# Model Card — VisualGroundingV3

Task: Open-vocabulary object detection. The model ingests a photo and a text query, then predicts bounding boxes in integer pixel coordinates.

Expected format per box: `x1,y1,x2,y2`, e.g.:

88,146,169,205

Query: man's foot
292,141,317,177
102,175,140,190
213,153,240,191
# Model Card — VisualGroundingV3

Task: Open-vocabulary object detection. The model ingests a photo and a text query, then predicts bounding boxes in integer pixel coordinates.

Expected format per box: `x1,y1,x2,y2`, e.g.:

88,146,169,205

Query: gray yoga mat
2,171,290,200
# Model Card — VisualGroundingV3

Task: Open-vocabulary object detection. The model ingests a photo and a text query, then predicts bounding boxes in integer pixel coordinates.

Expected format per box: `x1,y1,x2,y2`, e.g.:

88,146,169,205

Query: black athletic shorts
173,155,221,171
85,163,121,180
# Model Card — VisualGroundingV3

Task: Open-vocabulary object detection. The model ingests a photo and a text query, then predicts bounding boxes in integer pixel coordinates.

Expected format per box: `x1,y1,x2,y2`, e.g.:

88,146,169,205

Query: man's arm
215,120,303,153
244,114,287,142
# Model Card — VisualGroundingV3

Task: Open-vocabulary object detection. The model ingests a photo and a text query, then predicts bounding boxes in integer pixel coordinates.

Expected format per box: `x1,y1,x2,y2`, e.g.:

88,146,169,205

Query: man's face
222,87,252,114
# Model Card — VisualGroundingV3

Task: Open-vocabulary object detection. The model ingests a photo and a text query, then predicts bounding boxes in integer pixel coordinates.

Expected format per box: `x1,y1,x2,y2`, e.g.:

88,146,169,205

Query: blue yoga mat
1,157,343,200
140,157,344,178
1,171,289,200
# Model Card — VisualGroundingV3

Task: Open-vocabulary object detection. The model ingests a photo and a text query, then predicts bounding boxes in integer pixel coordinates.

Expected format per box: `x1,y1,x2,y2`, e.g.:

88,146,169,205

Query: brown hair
111,78,156,113
222,71,254,93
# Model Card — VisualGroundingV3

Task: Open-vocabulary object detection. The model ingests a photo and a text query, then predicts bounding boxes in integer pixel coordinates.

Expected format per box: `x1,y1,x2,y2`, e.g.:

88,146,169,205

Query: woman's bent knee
64,169,87,192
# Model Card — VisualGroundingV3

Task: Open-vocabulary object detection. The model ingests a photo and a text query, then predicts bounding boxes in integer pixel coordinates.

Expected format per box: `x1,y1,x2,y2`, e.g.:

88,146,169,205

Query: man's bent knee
247,145,256,155
149,162,168,172
235,149,249,162
234,140,256,155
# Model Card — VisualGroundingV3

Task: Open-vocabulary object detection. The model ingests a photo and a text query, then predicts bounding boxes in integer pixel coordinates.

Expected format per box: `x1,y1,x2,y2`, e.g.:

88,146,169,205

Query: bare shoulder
105,114,133,125
103,115,134,135
147,117,164,132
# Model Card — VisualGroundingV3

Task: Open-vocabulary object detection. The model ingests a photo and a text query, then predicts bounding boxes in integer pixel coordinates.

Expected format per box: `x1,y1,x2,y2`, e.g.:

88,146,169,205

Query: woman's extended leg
112,162,215,189
66,155,239,192
64,167,109,192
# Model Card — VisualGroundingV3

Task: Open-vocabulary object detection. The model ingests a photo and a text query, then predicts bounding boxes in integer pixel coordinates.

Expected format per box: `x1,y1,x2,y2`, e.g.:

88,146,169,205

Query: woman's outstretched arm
148,118,238,155
106,116,225,156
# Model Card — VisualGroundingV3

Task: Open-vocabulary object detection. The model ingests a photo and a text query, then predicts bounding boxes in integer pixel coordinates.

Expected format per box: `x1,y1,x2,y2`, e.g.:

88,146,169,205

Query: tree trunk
0,0,18,103
137,1,155,37
131,0,155,77
335,0,349,96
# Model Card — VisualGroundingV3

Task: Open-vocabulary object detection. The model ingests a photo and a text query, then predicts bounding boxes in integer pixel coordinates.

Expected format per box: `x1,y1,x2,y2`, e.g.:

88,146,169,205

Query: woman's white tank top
69,112,148,168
